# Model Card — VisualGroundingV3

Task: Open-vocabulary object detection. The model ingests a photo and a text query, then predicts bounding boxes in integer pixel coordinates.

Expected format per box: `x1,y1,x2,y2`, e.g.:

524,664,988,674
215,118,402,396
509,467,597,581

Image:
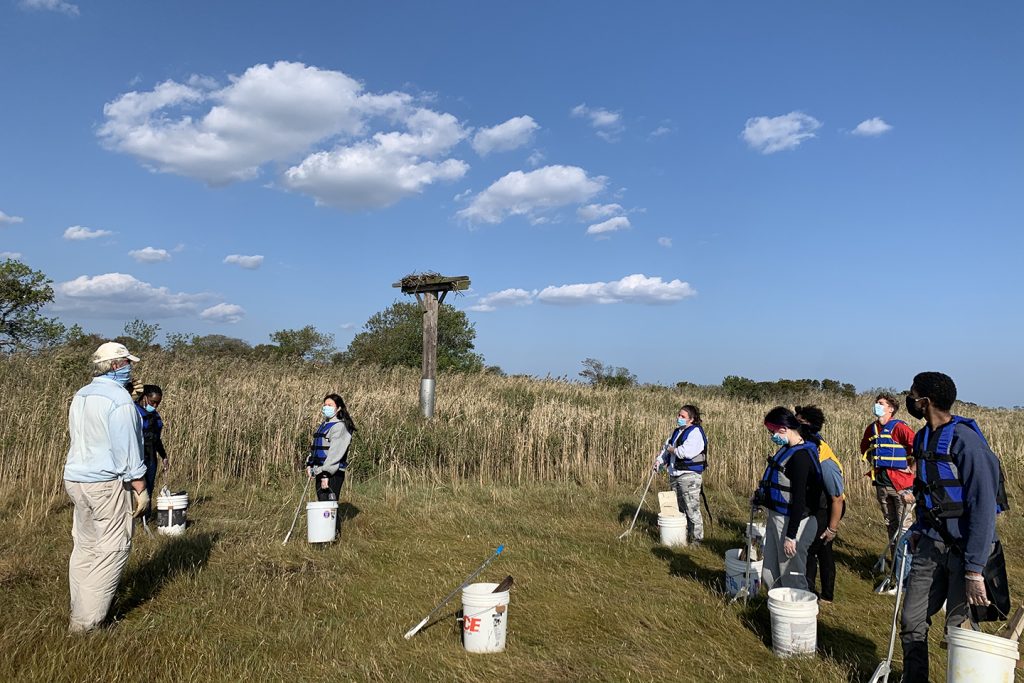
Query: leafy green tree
122,318,161,349
0,259,65,352
343,301,484,372
270,325,335,362
579,357,637,388
190,334,253,357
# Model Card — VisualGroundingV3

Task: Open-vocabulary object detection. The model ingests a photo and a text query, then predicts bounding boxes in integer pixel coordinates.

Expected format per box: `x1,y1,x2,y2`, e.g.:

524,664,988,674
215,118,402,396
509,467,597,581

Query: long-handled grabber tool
619,467,657,540
731,504,758,605
282,475,313,546
404,545,505,639
874,505,912,593
867,535,912,683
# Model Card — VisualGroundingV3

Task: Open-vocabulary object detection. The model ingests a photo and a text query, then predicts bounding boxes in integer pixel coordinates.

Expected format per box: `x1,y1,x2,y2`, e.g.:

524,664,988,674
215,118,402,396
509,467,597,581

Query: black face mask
906,395,926,420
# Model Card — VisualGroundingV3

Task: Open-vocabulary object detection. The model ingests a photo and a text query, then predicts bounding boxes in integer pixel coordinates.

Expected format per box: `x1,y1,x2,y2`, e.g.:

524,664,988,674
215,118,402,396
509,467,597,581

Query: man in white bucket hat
63,341,148,632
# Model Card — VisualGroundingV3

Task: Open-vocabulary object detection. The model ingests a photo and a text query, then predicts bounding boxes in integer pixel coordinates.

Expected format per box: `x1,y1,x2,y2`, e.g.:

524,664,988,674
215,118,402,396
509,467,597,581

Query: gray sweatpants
761,510,817,591
669,472,704,542
900,535,980,683
65,479,134,632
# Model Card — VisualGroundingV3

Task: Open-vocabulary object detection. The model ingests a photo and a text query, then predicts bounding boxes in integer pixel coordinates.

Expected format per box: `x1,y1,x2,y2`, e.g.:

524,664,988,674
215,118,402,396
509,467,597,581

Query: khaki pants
876,485,913,557
65,479,134,632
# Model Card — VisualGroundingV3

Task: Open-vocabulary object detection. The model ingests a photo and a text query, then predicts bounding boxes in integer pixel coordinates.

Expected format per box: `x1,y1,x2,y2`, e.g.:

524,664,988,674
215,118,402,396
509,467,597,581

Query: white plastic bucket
658,513,688,547
461,582,510,653
724,548,763,598
156,493,188,536
946,625,1018,683
767,587,818,657
747,522,766,541
306,501,338,543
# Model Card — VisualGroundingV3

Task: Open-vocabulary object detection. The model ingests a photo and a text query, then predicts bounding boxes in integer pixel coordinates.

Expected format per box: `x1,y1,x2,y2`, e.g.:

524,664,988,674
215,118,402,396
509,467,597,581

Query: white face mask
873,403,886,418
322,405,337,419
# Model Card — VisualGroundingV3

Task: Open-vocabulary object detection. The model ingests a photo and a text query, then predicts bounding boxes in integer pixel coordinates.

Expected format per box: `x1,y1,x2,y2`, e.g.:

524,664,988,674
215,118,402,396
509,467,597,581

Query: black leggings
315,471,345,502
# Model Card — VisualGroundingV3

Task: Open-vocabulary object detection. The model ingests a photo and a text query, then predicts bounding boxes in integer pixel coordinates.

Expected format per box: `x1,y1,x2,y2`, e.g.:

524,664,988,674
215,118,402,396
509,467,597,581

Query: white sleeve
111,402,146,480
678,429,706,460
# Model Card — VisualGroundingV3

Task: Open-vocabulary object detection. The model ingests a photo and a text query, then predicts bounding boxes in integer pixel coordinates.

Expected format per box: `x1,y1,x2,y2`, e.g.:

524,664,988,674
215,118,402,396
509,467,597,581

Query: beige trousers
65,479,134,632
876,484,913,557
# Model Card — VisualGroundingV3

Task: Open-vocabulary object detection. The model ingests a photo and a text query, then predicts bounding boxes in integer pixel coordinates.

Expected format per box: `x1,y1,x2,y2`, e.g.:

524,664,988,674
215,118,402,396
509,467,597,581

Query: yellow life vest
818,439,844,477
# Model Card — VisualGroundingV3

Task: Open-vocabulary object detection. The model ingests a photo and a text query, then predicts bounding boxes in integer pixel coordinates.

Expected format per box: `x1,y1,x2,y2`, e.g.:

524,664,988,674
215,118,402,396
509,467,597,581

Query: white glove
132,489,150,518
965,574,989,606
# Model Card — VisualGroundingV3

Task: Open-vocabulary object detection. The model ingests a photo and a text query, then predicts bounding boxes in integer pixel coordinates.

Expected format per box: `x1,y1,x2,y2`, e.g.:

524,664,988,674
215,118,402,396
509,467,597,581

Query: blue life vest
757,443,822,517
865,419,910,470
914,416,1009,522
309,420,348,469
667,425,708,473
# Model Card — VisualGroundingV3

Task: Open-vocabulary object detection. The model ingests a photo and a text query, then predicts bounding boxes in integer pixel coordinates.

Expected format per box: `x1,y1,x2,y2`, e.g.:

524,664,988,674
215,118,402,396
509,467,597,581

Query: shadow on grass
617,502,659,540
651,546,722,590
833,541,886,583
338,502,360,522
110,531,218,621
738,596,880,682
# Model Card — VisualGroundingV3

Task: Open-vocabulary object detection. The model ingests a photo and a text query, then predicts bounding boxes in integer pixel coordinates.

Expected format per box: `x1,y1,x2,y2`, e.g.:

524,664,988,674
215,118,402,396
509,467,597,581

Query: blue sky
2,2,1022,406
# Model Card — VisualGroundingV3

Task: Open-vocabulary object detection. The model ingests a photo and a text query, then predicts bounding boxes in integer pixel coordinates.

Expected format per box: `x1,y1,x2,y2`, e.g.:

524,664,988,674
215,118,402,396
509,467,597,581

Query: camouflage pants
669,472,704,542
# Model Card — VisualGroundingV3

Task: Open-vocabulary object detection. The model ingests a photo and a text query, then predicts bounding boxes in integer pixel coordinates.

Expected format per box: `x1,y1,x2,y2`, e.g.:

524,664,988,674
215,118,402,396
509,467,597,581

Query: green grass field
3,481,1020,682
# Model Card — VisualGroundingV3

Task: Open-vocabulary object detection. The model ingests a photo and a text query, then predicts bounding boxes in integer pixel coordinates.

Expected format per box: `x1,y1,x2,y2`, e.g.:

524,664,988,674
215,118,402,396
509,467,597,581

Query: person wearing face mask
63,342,148,632
306,393,357,504
900,372,1008,683
135,385,168,519
753,407,823,591
653,404,709,545
794,405,846,604
860,393,916,572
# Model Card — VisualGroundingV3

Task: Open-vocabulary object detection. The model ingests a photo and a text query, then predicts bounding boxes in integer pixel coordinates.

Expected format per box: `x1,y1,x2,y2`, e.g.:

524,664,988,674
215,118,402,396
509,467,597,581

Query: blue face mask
873,403,885,418
677,418,688,427
770,432,788,446
107,364,131,384
322,406,337,419
145,404,156,413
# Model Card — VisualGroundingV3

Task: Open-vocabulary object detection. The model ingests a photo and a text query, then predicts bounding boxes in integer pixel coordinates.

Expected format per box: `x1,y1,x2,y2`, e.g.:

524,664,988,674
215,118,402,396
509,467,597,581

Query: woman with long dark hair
135,384,168,518
653,404,709,545
306,393,357,502
753,406,823,591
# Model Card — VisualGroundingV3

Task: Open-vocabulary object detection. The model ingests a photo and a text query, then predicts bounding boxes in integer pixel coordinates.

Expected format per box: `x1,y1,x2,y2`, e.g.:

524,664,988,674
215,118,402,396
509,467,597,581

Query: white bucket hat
91,341,141,364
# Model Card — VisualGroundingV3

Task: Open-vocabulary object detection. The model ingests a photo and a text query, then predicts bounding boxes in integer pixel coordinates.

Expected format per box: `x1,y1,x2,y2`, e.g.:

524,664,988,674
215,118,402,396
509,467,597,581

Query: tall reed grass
2,353,1021,516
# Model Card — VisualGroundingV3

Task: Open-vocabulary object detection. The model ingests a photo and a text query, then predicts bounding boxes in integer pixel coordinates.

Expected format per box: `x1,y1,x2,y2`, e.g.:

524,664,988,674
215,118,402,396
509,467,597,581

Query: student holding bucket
753,407,823,592
135,384,168,519
653,404,709,545
306,393,357,503
899,372,1009,683
794,405,845,604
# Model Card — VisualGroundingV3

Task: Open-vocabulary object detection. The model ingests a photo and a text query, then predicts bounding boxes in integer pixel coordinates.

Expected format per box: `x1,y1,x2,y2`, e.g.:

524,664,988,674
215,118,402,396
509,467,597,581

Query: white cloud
0,211,25,225
467,288,536,312
64,225,113,240
471,115,539,155
281,109,469,209
1,251,23,260
577,203,624,222
340,322,356,330
52,273,212,318
742,111,822,154
129,247,171,263
657,237,672,248
527,149,545,167
99,61,414,186
586,216,631,236
19,0,79,16
223,254,264,269
649,126,672,138
571,104,624,141
200,303,245,324
852,117,893,137
457,165,606,224
537,274,696,305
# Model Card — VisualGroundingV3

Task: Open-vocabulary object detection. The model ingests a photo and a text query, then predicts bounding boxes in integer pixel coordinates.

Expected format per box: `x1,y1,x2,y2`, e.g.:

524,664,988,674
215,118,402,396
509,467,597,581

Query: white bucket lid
767,587,817,603
946,625,1020,658
306,501,338,509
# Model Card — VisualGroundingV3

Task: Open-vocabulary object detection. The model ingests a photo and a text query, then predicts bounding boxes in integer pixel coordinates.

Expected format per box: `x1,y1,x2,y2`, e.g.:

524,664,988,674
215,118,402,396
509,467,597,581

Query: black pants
806,509,836,601
315,470,345,502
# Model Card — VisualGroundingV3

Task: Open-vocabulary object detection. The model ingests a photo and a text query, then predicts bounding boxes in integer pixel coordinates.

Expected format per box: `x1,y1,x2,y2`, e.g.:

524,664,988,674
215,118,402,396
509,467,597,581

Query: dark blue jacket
912,419,1001,573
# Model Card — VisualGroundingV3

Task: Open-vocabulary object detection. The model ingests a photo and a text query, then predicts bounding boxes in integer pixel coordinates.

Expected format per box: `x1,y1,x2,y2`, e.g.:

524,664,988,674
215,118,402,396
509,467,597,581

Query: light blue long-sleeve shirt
63,376,146,483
